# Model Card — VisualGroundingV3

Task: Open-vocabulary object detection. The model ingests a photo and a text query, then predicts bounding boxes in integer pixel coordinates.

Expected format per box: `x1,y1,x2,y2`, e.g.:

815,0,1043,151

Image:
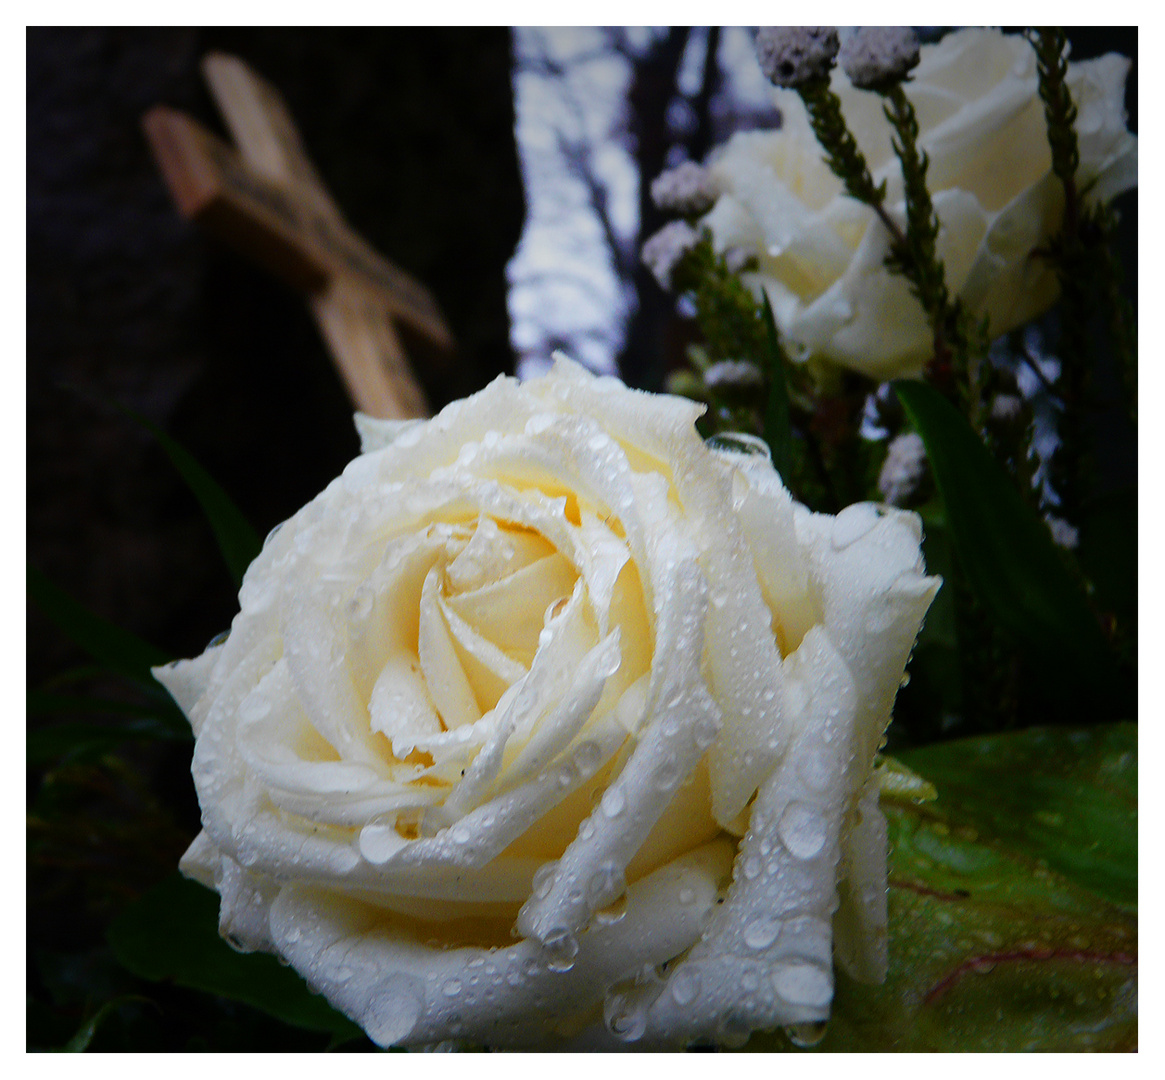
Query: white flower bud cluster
651,162,717,216
755,27,839,88
878,432,928,506
839,27,920,89
642,220,701,291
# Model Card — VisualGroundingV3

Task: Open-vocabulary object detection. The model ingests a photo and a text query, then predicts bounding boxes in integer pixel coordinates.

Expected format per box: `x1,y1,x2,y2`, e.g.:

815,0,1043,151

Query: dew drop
542,928,579,973
587,861,625,902
575,741,602,774
451,823,472,844
743,916,781,950
707,432,772,460
442,977,462,997
742,855,762,881
603,990,647,1042
593,893,628,925
532,862,557,900
694,718,720,750
785,1020,828,1048
678,886,696,906
716,1010,752,1049
671,968,700,1006
654,755,681,791
772,961,832,1007
831,503,879,550
600,787,626,819
777,800,828,859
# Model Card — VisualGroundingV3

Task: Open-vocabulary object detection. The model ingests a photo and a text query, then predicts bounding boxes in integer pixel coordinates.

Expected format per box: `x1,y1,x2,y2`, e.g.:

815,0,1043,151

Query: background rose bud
702,28,1137,380
156,360,938,1048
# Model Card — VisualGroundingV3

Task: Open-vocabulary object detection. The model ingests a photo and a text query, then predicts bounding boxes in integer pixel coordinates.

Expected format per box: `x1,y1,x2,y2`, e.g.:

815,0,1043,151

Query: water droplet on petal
831,503,879,550
542,928,579,972
716,1010,752,1048
603,989,648,1042
772,961,832,1008
743,916,781,950
442,977,462,997
600,787,626,818
785,1020,829,1048
671,968,700,1006
777,800,828,859
532,862,557,899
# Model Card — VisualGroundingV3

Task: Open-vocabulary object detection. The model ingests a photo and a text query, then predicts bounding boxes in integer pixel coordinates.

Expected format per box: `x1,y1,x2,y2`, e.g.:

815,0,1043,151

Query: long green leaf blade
894,380,1115,697
28,565,170,686
112,402,261,586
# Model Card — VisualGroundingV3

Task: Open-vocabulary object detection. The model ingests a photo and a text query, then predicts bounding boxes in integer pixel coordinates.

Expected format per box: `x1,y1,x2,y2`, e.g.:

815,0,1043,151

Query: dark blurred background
28,27,525,685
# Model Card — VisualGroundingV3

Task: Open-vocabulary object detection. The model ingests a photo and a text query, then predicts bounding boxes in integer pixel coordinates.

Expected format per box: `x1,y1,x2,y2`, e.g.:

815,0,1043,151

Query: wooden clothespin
143,53,453,419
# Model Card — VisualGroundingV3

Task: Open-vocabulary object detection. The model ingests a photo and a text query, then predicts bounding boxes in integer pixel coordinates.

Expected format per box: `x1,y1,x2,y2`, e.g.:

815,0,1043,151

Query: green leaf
747,724,1137,1052
111,401,262,586
54,996,151,1052
759,293,794,484
28,565,170,687
894,381,1116,701
108,875,363,1041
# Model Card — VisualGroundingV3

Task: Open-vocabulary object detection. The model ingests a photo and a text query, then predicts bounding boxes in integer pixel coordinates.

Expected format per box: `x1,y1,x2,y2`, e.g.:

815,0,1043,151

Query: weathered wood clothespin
143,53,453,419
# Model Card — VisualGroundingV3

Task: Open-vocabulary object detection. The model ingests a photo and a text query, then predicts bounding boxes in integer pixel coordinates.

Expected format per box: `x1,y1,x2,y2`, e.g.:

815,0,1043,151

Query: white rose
156,359,938,1048
703,28,1137,380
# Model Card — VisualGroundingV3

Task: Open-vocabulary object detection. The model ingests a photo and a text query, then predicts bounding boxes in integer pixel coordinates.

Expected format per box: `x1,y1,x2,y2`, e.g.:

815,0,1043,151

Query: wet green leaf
894,381,1116,703
108,875,363,1041
749,723,1137,1052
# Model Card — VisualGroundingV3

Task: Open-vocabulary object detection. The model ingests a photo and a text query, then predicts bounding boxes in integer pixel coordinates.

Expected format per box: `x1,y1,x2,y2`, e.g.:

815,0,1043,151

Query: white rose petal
158,358,938,1048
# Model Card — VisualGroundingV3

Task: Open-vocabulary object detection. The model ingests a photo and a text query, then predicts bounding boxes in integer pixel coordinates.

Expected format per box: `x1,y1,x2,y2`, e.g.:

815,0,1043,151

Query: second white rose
702,28,1137,380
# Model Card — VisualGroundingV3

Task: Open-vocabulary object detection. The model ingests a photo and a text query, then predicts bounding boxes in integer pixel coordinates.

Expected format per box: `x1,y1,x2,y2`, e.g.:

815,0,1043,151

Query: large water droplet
831,503,879,550
671,968,700,1006
716,1010,752,1049
707,432,773,461
772,961,832,1007
603,990,647,1042
743,916,781,950
587,861,625,903
600,787,626,819
442,977,462,997
785,1020,828,1048
742,854,762,881
542,928,579,973
777,800,828,859
575,741,602,775
532,862,557,900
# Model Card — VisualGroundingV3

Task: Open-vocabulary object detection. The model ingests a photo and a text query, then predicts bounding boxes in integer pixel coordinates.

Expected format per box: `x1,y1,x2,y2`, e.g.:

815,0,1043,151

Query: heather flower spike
839,27,921,90
755,27,840,89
